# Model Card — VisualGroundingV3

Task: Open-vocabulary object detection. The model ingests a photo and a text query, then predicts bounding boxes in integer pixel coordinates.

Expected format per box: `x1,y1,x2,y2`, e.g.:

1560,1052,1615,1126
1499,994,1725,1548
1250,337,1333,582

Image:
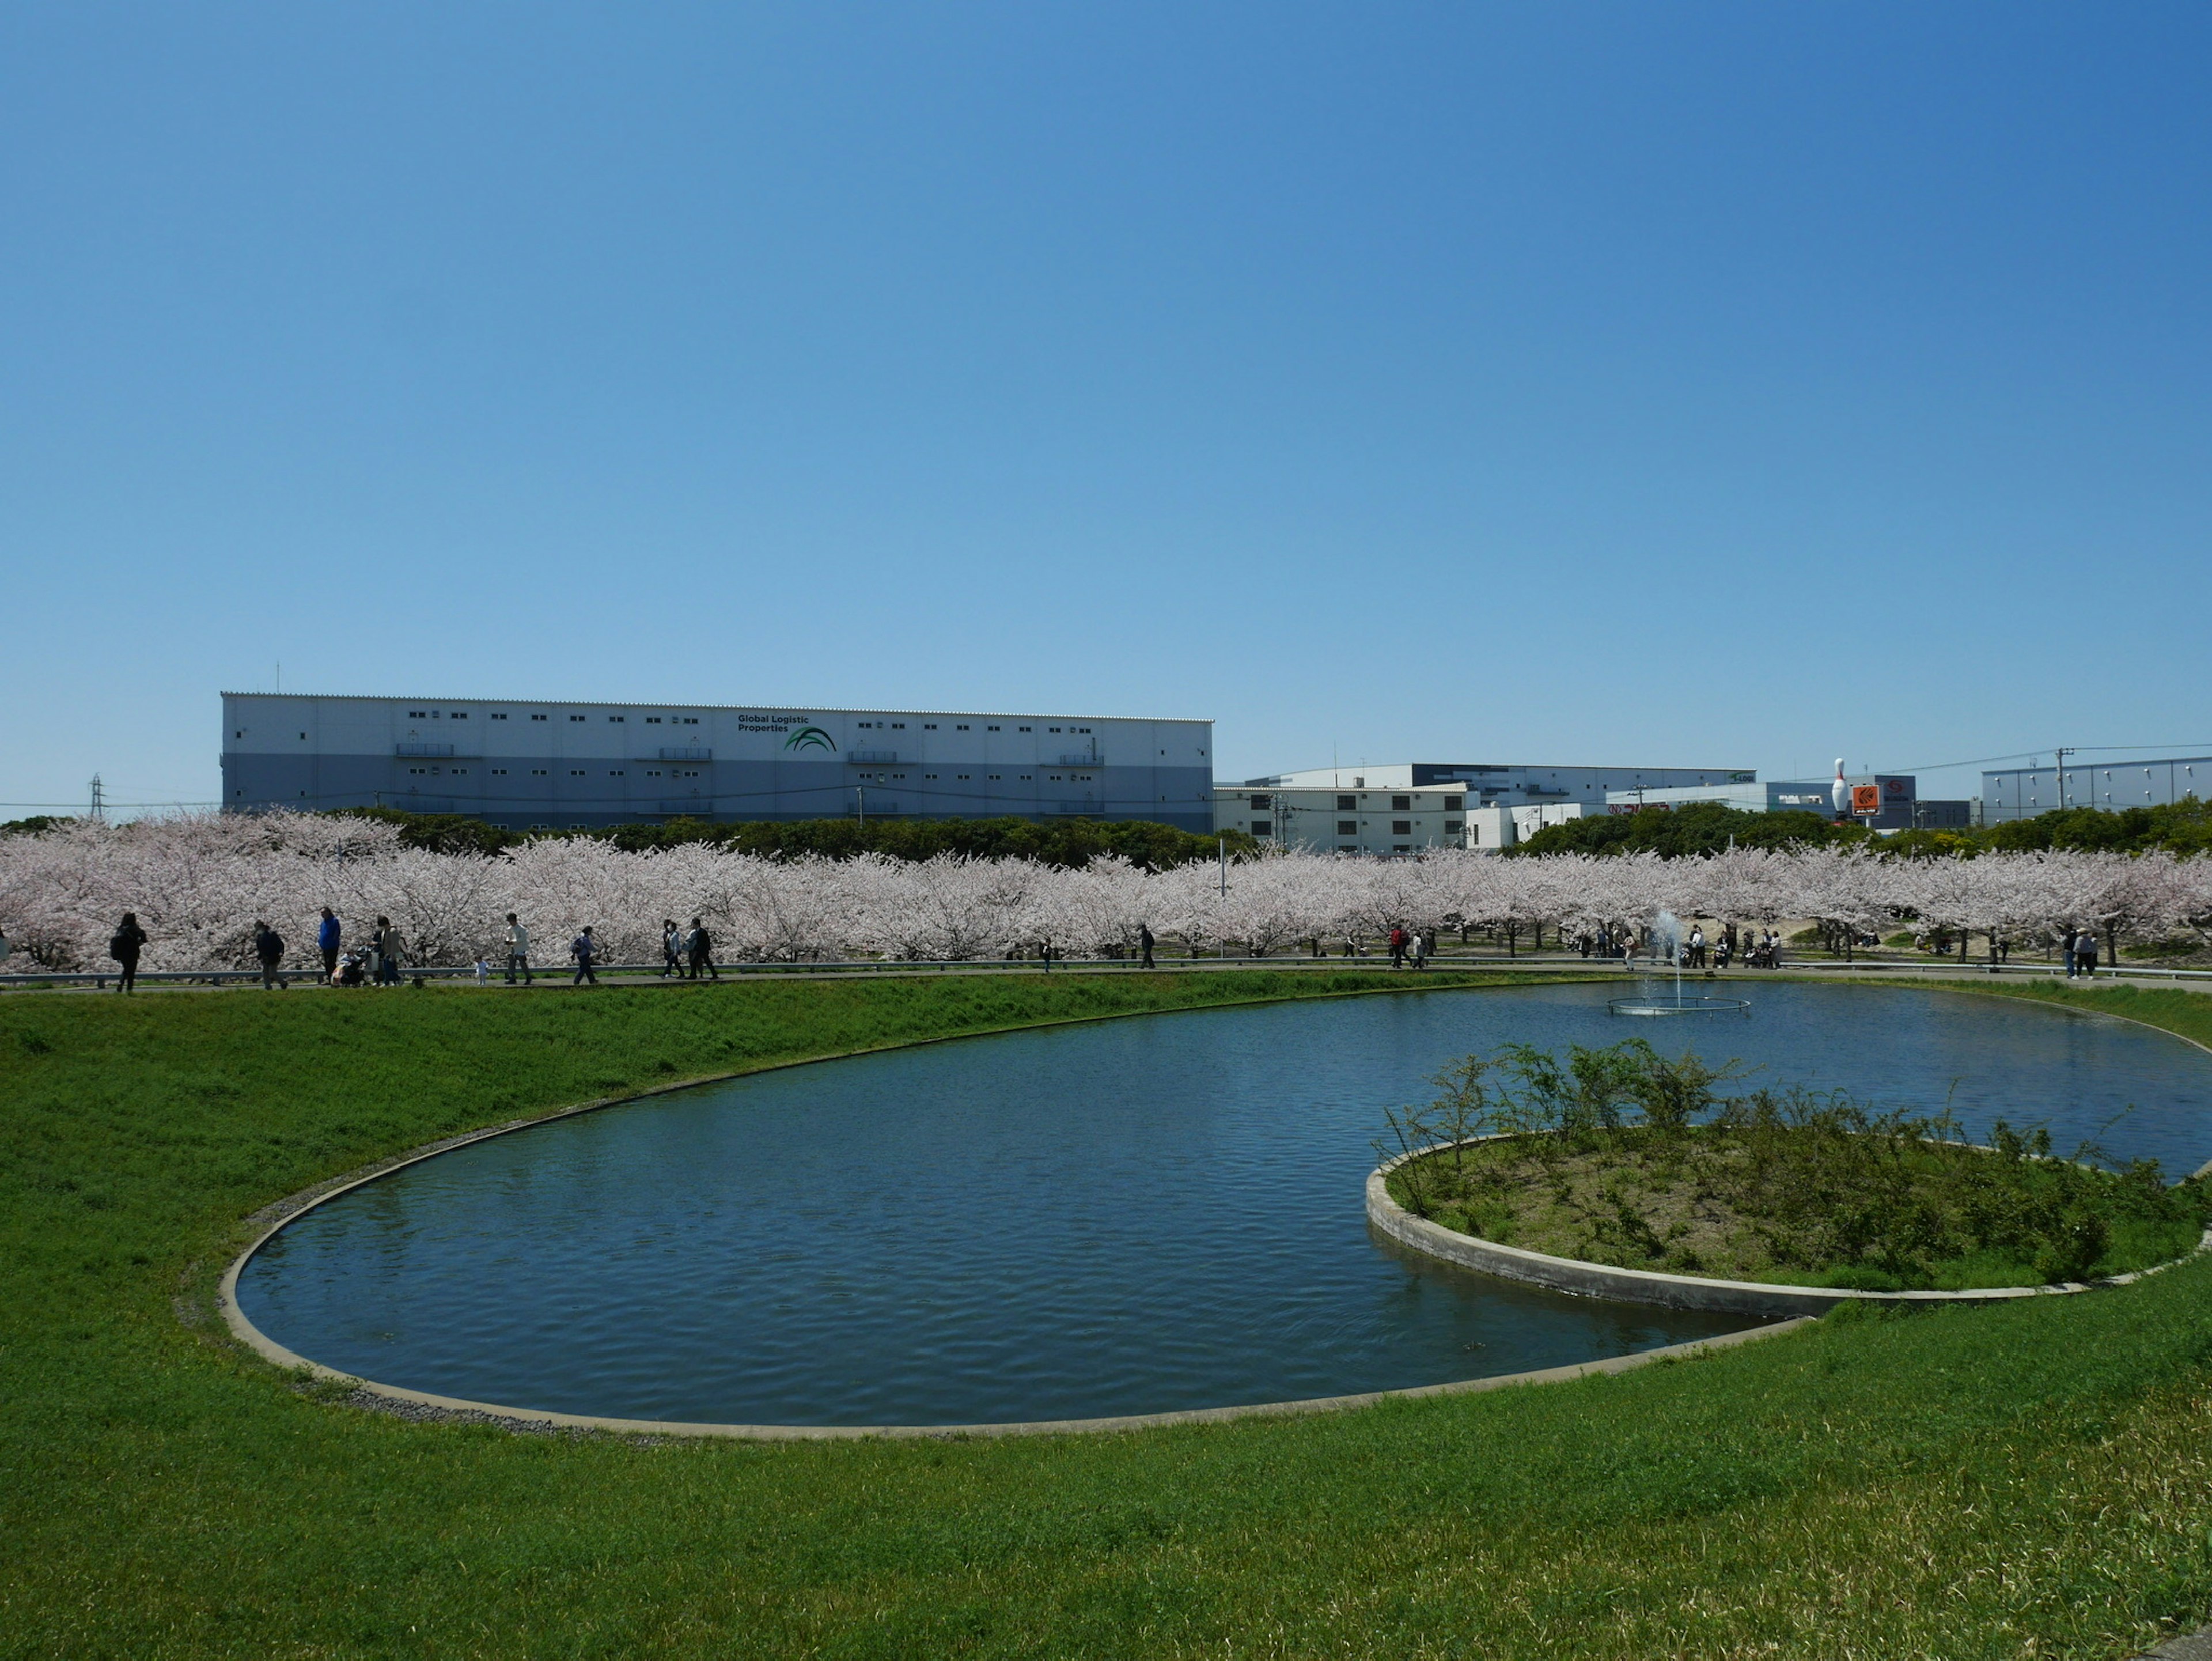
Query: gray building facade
1982,756,2212,823
221,693,1214,830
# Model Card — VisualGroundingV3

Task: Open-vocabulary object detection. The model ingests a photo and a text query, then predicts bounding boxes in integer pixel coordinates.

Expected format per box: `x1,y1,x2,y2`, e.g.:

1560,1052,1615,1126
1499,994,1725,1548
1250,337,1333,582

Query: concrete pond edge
213,970,1745,1442
216,1097,1813,1439
210,972,2207,1435
1368,1138,2212,1317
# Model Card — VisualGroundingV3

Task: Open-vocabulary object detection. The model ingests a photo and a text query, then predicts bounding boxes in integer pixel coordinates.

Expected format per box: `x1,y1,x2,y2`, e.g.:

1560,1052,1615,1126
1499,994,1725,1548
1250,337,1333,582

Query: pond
236,982,2212,1427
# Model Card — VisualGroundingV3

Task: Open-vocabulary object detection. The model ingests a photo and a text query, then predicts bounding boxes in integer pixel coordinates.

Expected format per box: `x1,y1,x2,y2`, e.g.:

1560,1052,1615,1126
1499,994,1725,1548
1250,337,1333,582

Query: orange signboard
1850,783,1883,815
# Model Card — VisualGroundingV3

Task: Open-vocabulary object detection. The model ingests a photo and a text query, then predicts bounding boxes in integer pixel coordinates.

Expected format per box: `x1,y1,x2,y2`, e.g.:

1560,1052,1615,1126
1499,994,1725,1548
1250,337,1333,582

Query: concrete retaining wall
1367,1140,2210,1317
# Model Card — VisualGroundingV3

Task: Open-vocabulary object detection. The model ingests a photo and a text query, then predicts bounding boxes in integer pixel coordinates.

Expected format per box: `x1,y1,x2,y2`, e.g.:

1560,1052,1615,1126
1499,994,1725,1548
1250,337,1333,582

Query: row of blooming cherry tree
2,811,2207,974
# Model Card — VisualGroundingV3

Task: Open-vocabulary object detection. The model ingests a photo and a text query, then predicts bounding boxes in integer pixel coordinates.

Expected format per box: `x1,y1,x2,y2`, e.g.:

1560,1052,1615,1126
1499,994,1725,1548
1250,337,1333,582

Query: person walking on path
2063,928,2081,978
661,919,683,978
109,913,147,993
1409,929,1429,970
252,920,287,989
317,908,341,981
505,913,531,984
1138,922,1156,970
570,926,599,985
372,916,404,986
1388,925,1408,968
686,917,717,980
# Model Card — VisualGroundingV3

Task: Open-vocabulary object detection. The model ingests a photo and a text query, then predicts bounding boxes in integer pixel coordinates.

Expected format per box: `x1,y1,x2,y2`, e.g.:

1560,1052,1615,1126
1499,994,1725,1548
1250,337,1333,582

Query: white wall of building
1213,785,1471,853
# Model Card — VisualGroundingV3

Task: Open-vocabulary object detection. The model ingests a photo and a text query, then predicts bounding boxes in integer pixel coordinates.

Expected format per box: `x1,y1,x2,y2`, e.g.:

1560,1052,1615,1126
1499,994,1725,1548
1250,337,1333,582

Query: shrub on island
1379,1042,2210,1291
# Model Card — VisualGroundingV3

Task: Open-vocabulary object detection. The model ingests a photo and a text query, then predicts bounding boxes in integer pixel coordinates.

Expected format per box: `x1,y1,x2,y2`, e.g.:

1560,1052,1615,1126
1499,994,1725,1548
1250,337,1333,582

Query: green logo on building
784,726,837,753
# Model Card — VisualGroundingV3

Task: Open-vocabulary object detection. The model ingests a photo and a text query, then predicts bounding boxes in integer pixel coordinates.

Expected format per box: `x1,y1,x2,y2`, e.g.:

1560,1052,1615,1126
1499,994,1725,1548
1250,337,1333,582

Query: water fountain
1607,910,1752,1017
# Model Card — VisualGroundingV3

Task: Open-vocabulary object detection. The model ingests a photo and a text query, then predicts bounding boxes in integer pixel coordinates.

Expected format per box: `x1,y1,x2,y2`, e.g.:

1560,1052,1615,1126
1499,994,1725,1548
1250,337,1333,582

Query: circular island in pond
1371,1106,2212,1318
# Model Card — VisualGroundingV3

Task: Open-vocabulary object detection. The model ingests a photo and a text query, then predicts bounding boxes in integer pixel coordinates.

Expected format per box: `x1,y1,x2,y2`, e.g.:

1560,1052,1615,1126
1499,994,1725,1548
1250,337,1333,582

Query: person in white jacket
505,913,532,985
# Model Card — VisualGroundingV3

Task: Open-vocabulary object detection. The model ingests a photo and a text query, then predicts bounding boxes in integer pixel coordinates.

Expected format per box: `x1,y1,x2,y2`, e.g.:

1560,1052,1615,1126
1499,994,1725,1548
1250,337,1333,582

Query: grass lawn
8,969,2212,1658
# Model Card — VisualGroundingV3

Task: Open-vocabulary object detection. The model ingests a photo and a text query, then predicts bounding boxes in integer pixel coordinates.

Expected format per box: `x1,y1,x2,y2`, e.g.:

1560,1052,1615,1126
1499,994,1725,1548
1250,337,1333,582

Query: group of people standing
313,909,408,987
2063,928,2103,978
658,919,719,981
1386,926,1434,968
1574,921,1783,970
1687,923,1784,970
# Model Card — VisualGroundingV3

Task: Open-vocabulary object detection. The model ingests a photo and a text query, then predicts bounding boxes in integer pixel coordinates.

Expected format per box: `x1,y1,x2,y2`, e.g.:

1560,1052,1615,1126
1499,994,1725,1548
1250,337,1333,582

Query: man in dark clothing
661,919,683,978
571,926,599,985
1138,922,1156,970
109,913,147,993
687,917,717,980
317,908,340,981
253,920,286,989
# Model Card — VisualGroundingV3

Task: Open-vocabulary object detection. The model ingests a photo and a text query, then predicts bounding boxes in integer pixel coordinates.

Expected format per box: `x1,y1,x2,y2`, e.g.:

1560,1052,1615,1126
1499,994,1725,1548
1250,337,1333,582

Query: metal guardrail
1777,958,2212,983
0,955,1578,989
5,954,2209,990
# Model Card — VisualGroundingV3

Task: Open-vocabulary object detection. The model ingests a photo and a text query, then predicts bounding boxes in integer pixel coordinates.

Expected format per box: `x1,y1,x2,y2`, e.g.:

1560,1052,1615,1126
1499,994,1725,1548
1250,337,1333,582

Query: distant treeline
322,808,1255,870
1512,798,2212,860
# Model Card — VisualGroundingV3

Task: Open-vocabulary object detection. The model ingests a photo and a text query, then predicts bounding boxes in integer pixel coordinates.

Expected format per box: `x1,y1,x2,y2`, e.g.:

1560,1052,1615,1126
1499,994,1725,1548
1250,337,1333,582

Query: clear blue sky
5,3,2209,813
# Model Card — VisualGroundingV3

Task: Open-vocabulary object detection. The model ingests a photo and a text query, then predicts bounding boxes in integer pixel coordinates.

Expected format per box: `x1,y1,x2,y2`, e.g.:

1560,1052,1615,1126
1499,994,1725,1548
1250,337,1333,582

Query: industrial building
1217,759,1753,853
1603,780,1836,815
1982,756,2212,823
1603,776,1971,831
220,694,1214,830
1252,760,1752,806
1215,784,1474,854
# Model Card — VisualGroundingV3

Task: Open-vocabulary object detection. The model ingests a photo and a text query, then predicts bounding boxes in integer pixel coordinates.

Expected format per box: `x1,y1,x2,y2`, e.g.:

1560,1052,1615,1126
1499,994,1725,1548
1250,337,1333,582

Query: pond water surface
238,982,2212,1426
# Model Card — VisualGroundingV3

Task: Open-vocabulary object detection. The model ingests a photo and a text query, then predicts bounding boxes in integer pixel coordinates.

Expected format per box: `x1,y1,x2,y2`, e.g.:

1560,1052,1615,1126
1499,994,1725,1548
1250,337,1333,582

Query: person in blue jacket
317,909,342,981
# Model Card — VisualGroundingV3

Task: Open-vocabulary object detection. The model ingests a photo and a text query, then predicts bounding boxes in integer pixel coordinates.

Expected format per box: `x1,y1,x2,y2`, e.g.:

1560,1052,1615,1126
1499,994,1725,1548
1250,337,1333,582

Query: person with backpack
109,913,148,993
686,917,717,981
253,920,287,989
505,913,531,984
570,925,599,985
317,908,341,980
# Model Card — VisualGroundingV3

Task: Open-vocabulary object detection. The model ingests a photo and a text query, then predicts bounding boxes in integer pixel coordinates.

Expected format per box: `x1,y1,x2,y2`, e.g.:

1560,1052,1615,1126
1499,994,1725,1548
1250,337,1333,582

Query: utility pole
857,785,866,827
88,774,105,823
2055,747,2071,811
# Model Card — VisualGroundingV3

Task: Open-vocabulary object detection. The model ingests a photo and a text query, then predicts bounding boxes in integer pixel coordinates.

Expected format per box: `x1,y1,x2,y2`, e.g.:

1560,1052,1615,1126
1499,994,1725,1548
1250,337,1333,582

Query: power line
1889,744,2212,774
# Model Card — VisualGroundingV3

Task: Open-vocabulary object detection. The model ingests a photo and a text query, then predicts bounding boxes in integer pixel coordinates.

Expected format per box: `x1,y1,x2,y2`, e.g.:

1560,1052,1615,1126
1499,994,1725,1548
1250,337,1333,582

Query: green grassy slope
6,973,2212,1658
